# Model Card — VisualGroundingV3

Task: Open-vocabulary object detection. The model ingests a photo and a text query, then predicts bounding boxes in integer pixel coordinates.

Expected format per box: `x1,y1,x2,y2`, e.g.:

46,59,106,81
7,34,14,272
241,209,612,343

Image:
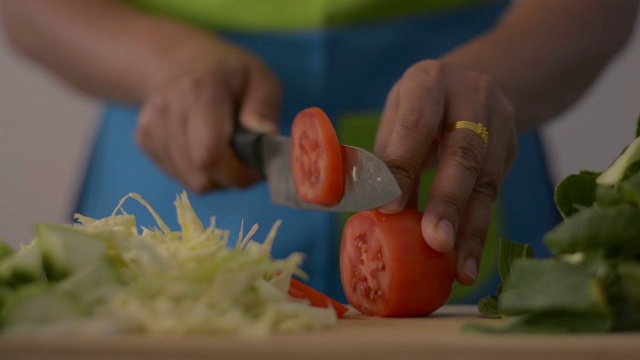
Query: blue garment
76,2,560,303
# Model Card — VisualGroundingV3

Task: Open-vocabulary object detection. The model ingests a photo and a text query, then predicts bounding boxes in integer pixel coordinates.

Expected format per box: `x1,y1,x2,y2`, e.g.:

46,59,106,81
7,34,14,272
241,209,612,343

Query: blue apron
76,1,560,303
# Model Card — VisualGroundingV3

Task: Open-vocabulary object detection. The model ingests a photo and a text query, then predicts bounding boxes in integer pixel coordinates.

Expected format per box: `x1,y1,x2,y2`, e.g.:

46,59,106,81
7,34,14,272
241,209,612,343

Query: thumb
238,62,282,134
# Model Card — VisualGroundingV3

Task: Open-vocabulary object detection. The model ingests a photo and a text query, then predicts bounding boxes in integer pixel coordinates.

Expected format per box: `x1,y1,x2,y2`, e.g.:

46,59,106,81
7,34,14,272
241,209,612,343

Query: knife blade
232,128,401,212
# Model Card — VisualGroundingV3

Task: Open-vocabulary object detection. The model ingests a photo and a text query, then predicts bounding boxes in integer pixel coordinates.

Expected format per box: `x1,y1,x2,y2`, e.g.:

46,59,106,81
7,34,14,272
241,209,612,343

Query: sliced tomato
340,209,456,317
288,278,349,319
291,107,344,206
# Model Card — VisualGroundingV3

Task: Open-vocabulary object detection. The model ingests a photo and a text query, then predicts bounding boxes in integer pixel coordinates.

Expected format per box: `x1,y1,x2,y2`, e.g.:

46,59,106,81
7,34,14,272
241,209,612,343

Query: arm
1,0,281,191
443,0,639,132
1,0,196,103
375,0,639,285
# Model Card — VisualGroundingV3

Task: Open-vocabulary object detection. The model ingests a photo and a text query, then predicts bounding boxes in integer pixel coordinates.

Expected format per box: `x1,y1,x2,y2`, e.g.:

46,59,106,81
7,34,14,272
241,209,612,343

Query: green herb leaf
596,137,640,186
618,172,640,205
554,172,598,218
615,261,640,329
0,239,14,262
497,238,533,287
487,311,612,333
543,205,640,257
499,259,610,316
595,184,626,206
477,295,500,318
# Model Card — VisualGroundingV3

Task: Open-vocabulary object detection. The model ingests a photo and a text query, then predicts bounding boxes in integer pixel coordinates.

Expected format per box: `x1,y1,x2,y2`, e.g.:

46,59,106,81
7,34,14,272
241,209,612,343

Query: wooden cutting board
1,305,639,360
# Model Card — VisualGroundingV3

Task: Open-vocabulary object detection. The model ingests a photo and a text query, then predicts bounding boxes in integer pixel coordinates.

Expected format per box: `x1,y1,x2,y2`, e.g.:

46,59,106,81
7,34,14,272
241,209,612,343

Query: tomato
288,278,349,319
340,209,456,317
291,107,344,206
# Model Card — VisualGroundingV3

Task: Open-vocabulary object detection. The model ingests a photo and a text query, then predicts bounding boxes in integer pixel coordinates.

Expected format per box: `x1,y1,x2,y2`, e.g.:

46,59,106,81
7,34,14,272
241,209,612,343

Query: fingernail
436,219,455,249
379,198,403,214
252,119,278,134
462,257,478,281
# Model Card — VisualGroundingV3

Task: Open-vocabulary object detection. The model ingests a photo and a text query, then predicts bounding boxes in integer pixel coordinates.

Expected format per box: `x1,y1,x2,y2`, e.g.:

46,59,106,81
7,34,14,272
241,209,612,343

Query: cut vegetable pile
0,192,340,336
475,115,640,333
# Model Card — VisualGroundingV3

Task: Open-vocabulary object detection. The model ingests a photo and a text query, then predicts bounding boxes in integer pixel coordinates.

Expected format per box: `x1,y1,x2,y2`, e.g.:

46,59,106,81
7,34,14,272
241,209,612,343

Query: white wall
0,16,98,248
0,8,639,248
542,14,640,183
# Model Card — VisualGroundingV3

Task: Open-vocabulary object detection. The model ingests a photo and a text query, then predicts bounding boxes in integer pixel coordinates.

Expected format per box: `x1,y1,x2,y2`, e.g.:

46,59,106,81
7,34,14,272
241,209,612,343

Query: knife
232,128,401,212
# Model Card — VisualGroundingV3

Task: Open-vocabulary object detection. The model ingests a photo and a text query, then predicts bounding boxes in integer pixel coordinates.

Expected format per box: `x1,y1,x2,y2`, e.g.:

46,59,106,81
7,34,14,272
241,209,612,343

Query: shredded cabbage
1,192,336,336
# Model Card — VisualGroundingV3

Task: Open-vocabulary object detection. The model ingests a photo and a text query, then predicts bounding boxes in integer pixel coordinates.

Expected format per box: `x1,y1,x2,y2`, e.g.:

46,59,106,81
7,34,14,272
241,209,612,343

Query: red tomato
340,209,456,317
291,107,344,206
288,278,349,319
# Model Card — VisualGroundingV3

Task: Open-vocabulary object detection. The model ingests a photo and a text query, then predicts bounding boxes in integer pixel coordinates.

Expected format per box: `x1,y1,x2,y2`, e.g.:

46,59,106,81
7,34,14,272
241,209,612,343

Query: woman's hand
375,60,517,286
136,34,282,192
1,0,284,193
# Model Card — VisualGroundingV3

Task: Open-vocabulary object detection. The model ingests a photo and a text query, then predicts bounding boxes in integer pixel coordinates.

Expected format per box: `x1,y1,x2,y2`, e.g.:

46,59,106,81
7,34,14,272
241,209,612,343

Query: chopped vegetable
340,209,456,317
291,107,344,206
471,114,640,333
288,278,349,318
0,192,339,335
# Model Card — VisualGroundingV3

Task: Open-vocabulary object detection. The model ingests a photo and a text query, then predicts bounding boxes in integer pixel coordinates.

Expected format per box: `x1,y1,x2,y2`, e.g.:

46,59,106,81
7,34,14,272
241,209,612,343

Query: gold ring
446,121,489,149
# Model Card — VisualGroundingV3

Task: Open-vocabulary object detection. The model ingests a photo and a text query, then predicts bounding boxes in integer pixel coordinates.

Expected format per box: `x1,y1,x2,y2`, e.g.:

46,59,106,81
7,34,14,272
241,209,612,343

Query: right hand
135,33,282,193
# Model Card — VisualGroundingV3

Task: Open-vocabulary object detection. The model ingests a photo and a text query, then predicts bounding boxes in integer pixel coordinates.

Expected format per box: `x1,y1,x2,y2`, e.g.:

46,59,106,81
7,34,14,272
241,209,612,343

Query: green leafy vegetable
553,172,598,218
477,238,533,318
500,259,609,316
0,239,13,261
544,206,640,258
0,192,337,336
596,136,640,186
472,113,640,333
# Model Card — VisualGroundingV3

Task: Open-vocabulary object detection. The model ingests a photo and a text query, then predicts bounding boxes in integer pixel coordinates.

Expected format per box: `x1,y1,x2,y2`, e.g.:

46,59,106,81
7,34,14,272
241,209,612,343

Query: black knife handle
231,126,266,177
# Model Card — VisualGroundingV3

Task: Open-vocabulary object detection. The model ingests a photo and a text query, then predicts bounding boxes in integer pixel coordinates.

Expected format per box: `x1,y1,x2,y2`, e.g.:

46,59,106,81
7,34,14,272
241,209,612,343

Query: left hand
374,59,518,286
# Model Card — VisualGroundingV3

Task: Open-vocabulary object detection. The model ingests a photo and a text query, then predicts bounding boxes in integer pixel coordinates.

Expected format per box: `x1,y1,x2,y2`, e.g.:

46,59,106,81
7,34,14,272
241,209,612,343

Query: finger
135,96,183,181
169,89,219,193
374,83,400,158
186,81,261,189
421,126,486,254
452,139,505,284
455,95,514,284
453,168,502,285
377,67,445,214
238,62,282,134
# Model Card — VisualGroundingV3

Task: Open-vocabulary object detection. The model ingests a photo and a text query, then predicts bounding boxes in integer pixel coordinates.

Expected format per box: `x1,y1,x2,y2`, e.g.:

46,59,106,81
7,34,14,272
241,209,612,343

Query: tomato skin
340,209,456,317
291,107,344,206
288,278,349,319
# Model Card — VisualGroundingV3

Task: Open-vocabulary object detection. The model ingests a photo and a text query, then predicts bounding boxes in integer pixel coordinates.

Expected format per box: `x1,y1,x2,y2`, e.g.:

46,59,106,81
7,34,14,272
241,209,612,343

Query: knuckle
186,175,216,194
402,60,446,90
395,108,427,135
385,158,420,189
461,229,487,252
414,59,446,79
192,149,218,170
432,191,466,218
475,75,494,104
499,96,515,120
444,141,484,176
473,174,500,204
135,114,155,148
177,75,198,94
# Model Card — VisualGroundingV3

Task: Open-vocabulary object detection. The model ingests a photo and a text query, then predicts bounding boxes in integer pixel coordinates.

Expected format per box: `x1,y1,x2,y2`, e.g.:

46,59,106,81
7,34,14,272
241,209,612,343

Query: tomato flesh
340,209,456,317
291,107,344,206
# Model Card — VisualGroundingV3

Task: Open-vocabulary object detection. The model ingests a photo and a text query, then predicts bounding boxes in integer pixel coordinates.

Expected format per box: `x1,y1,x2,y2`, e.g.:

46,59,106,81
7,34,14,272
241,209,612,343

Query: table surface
1,305,639,360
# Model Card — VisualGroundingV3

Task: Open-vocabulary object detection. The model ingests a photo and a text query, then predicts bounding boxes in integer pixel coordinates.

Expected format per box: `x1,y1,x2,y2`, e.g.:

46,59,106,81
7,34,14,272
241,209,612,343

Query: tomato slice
288,278,349,319
291,107,344,206
340,209,456,317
